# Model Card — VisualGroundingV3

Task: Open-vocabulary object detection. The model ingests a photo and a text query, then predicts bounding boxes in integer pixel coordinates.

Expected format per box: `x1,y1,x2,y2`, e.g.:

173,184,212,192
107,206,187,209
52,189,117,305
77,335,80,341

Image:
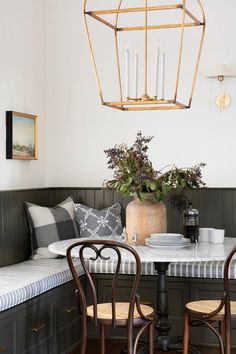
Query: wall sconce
206,63,235,109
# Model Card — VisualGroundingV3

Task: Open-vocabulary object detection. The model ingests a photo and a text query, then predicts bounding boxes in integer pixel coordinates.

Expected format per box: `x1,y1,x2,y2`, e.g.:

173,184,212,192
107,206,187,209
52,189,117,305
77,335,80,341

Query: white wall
0,0,46,189
1,1,236,190
45,0,236,188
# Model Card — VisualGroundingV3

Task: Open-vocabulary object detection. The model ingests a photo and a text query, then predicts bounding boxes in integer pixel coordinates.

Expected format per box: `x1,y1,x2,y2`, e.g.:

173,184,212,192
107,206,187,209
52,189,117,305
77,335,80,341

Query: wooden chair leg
224,316,231,354
219,320,225,347
80,315,87,354
80,335,87,354
147,323,154,354
127,325,133,354
100,324,105,354
183,311,190,354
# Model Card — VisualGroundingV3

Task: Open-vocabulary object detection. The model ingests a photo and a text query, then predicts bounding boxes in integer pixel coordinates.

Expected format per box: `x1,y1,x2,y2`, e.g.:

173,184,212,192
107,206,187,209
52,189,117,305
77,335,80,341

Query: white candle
154,43,160,98
125,44,130,99
134,49,138,99
159,49,165,100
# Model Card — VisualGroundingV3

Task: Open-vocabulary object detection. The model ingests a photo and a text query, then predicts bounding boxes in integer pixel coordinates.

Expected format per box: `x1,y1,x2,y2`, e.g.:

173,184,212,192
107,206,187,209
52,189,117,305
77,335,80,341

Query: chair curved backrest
66,239,142,328
189,245,236,354
196,245,236,322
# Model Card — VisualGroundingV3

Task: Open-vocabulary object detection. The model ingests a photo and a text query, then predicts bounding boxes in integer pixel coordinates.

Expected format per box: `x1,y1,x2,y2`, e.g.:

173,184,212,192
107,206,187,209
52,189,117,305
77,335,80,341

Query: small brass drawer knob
32,323,46,333
0,347,6,353
65,306,77,314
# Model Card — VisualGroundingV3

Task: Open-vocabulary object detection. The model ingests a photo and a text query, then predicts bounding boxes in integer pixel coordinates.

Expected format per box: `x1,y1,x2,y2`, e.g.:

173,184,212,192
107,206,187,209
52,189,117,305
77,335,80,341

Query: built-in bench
2,257,236,353
2,257,235,313
0,258,83,312
1,187,236,353
2,257,236,312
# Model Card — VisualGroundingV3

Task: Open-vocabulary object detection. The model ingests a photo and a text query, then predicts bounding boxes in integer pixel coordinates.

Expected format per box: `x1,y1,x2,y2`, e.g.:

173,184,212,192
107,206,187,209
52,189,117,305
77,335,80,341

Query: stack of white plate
145,233,191,248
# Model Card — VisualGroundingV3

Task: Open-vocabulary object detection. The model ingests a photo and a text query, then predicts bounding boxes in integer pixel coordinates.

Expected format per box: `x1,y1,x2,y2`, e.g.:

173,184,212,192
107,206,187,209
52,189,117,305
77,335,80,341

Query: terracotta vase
126,193,167,245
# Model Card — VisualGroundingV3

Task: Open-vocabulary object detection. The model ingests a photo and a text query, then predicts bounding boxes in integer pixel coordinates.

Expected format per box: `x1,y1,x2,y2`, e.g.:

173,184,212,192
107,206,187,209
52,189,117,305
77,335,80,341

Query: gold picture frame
6,111,38,160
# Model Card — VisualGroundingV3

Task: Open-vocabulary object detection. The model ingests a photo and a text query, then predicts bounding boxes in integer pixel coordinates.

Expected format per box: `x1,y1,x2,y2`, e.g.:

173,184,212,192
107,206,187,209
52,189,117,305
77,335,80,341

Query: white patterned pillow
74,202,123,238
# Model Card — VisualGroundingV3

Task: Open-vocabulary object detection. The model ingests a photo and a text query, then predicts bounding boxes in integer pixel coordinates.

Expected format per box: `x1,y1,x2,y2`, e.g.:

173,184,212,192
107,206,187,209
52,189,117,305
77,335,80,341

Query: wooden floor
70,338,236,354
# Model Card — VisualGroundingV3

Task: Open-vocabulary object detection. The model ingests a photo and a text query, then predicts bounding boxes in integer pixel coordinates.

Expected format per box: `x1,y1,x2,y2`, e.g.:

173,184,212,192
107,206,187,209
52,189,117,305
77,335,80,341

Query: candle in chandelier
134,49,139,99
159,48,166,100
125,43,130,99
154,43,160,98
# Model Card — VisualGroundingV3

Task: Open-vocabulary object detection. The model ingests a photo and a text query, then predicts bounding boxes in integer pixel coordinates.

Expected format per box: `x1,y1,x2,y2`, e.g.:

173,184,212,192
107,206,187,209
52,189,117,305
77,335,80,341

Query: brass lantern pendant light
83,0,206,111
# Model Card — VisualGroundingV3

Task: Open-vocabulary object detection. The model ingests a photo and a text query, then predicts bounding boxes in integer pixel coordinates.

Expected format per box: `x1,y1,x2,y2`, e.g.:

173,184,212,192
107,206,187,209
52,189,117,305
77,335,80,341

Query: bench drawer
56,282,79,330
58,321,80,354
23,300,53,353
55,282,81,353
0,321,17,354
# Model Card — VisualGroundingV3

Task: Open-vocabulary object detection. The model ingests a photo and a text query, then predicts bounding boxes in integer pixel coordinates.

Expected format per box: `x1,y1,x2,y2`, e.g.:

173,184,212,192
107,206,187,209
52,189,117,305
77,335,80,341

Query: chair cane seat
186,300,236,318
183,246,236,354
87,302,154,321
67,240,154,354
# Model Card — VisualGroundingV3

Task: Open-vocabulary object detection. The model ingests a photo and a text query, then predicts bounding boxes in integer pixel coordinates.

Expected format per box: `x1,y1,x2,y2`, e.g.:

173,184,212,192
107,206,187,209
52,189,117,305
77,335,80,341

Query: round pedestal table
49,237,236,353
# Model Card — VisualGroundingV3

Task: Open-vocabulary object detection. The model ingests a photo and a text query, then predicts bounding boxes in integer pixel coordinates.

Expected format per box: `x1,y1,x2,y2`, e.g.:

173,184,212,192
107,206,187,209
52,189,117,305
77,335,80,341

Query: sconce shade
206,63,235,109
206,63,235,79
83,0,206,111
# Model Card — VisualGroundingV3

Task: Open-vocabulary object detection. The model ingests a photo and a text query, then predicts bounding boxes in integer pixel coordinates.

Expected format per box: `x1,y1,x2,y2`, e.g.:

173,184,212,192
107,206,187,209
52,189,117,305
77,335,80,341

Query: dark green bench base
1,274,236,353
0,280,82,354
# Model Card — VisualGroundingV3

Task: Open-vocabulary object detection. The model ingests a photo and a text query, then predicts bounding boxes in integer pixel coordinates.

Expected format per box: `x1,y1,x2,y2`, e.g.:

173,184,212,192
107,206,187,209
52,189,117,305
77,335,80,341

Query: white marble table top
48,237,236,263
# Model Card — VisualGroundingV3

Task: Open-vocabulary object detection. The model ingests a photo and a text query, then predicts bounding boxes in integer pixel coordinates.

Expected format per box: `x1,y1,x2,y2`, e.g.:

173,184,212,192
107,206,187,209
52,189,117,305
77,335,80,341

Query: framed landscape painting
6,111,38,160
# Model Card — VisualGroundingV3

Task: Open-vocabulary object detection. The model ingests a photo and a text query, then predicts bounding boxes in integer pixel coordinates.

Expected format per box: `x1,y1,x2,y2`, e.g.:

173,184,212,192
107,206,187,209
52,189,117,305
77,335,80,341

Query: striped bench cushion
0,258,83,312
1,258,236,313
88,259,156,275
168,260,236,279
88,259,236,279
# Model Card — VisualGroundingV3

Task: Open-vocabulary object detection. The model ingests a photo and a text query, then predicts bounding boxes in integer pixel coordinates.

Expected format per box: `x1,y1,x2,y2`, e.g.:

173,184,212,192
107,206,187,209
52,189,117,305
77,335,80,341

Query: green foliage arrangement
104,132,206,206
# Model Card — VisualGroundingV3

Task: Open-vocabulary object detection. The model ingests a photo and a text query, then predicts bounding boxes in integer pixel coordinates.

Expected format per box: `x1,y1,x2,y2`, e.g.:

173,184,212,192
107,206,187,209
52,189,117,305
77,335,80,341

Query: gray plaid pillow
74,202,123,238
25,197,79,257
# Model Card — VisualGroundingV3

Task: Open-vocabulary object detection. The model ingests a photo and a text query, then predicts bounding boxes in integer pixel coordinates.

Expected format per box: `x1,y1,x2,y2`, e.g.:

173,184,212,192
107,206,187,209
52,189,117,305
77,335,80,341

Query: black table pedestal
154,262,171,352
153,262,201,354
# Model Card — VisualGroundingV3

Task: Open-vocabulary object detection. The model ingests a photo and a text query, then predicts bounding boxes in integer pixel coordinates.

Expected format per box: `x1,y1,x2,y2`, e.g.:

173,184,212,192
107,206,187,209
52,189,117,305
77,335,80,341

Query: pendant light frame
83,0,206,111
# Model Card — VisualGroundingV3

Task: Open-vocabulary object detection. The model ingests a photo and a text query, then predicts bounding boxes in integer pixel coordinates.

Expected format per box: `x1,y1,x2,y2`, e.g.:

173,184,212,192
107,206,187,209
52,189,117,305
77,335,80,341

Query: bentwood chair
183,246,236,354
66,239,154,354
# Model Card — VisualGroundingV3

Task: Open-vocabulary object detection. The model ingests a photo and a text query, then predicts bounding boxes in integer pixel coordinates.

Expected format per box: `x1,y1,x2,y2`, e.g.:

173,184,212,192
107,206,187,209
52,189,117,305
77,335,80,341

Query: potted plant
104,132,205,244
